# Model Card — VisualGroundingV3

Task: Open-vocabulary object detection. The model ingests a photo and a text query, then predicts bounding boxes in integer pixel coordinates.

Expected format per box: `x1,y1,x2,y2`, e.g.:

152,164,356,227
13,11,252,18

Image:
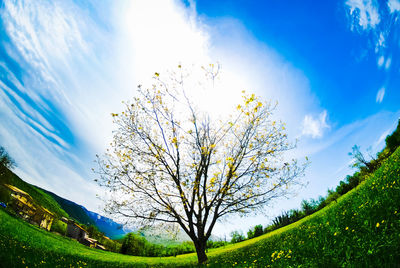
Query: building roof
70,222,88,233
96,244,106,250
14,195,36,210
3,184,31,197
37,205,54,216
84,237,98,243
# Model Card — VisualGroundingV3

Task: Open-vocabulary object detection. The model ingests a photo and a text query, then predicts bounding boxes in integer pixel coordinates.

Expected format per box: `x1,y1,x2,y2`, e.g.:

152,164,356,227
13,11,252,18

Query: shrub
51,219,67,235
207,240,228,249
119,233,195,257
247,224,263,239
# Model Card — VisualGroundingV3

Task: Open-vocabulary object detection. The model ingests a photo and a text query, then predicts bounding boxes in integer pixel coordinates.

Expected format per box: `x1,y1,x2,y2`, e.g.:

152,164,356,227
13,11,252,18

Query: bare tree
349,145,378,173
95,64,306,263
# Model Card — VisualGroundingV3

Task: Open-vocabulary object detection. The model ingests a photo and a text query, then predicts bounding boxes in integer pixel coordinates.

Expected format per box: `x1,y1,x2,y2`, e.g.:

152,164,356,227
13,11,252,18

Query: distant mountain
81,207,131,239
40,188,130,238
40,189,96,226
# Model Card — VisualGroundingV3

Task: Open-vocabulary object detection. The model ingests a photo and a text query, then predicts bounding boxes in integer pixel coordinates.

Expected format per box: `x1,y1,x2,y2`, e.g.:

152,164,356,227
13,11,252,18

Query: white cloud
301,110,330,139
345,0,399,70
373,129,390,150
345,0,380,31
376,87,385,103
389,0,400,13
377,55,385,67
375,33,386,53
385,57,392,70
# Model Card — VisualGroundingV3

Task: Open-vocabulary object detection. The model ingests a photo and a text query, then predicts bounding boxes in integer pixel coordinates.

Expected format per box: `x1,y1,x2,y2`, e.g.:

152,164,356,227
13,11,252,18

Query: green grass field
1,148,400,267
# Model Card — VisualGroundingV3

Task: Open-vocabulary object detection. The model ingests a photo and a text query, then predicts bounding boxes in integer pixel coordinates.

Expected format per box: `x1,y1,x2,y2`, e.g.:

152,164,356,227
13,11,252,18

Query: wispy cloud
388,0,400,13
301,110,330,139
0,0,118,211
345,0,380,31
376,87,385,103
384,57,392,70
345,0,400,66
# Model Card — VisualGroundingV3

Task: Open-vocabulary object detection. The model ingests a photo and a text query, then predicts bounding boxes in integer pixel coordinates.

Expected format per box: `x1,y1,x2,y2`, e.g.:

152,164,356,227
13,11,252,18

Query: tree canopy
0,146,15,176
96,64,306,263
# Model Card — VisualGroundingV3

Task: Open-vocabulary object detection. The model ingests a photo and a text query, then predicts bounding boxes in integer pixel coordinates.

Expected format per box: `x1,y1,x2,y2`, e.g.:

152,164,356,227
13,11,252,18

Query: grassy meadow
1,147,400,267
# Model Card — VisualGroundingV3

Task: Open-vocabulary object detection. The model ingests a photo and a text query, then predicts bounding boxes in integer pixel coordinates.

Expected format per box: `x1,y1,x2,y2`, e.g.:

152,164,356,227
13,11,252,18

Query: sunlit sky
1,0,399,237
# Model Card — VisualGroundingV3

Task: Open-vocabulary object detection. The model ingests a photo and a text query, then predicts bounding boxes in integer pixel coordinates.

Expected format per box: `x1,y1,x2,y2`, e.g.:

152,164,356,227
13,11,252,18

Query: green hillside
40,188,96,226
0,166,126,238
204,146,400,267
1,146,400,266
0,167,68,219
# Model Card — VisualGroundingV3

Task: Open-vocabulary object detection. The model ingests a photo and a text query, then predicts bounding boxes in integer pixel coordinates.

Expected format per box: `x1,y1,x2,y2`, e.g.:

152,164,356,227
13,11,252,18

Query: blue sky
0,0,399,237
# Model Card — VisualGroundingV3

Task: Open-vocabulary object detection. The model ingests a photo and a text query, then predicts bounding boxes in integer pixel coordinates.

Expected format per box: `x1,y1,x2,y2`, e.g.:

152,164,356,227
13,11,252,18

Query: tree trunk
194,240,208,264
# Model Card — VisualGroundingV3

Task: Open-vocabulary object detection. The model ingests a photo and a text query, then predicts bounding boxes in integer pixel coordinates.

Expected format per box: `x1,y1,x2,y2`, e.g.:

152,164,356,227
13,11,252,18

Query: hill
41,187,130,238
40,188,96,226
82,206,129,239
0,167,68,218
0,167,128,238
1,146,399,266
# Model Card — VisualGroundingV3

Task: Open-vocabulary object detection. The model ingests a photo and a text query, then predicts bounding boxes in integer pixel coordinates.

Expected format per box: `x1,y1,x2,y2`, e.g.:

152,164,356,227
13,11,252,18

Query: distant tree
230,230,245,243
348,145,378,173
206,239,228,249
120,233,147,256
247,224,263,239
0,146,15,176
385,119,400,154
95,64,307,264
86,225,104,240
247,227,254,239
325,189,340,204
301,198,319,216
272,210,292,228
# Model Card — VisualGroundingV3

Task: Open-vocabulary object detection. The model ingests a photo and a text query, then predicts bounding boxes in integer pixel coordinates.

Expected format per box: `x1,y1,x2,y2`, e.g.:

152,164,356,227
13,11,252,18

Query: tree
95,64,306,263
385,119,400,154
247,224,263,239
120,233,147,256
348,145,378,173
230,230,245,243
0,146,15,176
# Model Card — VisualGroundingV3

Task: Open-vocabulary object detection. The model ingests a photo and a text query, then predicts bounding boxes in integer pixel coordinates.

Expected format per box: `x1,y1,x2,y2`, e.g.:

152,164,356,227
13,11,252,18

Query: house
3,184,54,230
62,218,107,250
4,184,37,220
66,221,89,241
33,205,54,231
81,237,98,248
96,244,106,251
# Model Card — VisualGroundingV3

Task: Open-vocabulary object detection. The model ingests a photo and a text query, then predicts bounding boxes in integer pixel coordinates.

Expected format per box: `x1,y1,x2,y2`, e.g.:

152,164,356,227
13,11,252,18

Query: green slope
0,166,95,226
0,209,198,267
1,147,400,266
0,168,68,218
204,147,400,267
40,188,96,226
0,166,127,238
